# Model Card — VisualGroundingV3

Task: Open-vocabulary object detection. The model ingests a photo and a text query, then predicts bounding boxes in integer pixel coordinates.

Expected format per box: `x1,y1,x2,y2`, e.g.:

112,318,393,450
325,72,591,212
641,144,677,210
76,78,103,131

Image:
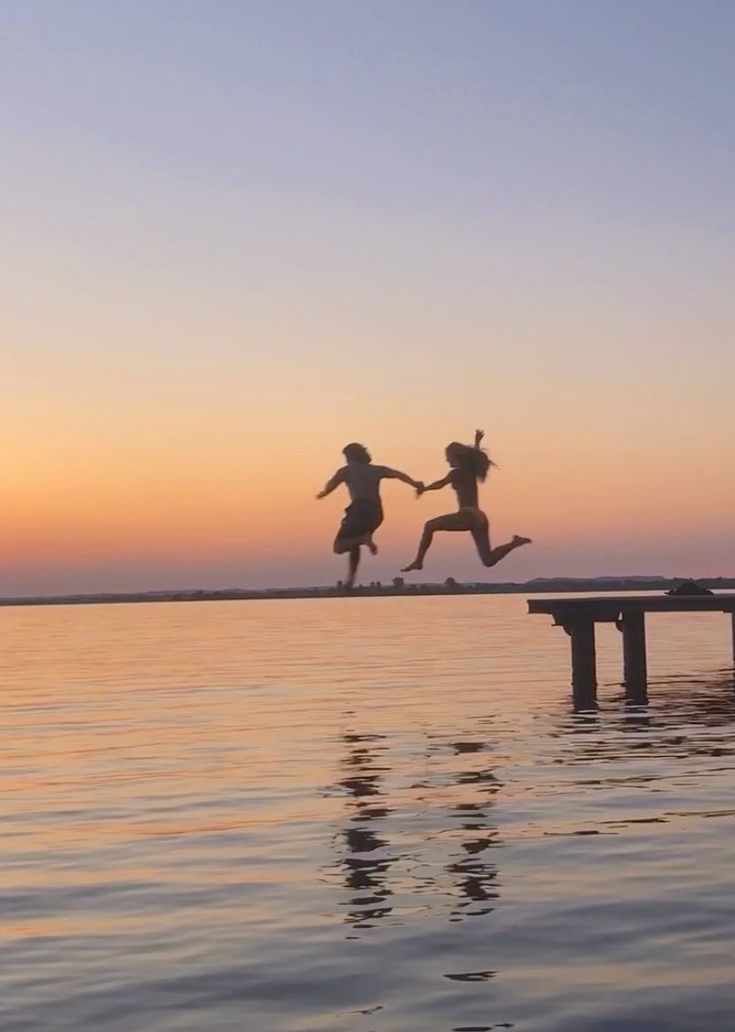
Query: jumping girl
402,429,531,573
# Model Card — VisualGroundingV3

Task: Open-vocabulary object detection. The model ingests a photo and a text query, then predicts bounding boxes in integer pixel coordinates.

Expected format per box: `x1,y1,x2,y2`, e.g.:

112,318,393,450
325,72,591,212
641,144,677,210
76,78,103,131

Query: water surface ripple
2,596,735,1031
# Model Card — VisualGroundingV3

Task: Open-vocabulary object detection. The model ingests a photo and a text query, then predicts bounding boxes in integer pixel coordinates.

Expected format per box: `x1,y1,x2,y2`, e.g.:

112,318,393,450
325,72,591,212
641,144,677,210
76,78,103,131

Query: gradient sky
2,0,734,594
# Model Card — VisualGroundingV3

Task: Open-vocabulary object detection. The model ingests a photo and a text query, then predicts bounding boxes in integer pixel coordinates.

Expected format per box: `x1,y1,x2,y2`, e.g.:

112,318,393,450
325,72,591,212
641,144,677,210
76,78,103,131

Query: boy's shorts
336,499,383,544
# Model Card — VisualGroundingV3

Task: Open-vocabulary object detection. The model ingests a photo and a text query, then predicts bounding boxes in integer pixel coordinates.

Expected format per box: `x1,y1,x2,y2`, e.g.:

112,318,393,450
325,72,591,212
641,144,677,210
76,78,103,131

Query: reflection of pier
529,595,735,708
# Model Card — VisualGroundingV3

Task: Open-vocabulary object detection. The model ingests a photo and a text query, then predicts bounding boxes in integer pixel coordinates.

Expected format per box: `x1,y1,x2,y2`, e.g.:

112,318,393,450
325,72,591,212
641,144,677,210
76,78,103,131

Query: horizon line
2,574,735,609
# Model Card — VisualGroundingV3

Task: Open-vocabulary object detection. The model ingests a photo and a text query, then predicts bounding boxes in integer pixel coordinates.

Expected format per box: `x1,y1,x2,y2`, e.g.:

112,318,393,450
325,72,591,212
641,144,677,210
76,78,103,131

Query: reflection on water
447,772,500,924
334,729,503,933
1,596,735,1032
338,731,395,928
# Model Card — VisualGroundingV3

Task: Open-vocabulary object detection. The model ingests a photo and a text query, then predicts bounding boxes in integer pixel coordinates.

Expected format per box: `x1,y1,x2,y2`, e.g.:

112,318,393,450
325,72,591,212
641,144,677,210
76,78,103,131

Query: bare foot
513,535,532,547
401,560,423,572
367,538,378,556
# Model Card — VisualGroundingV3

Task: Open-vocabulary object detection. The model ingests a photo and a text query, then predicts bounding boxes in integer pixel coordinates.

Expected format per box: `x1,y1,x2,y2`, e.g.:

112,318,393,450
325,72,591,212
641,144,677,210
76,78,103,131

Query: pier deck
528,595,735,708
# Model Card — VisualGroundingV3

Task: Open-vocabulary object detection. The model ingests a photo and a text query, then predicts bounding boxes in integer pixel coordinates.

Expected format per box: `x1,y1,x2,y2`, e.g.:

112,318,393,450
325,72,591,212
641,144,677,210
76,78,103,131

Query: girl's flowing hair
446,441,495,482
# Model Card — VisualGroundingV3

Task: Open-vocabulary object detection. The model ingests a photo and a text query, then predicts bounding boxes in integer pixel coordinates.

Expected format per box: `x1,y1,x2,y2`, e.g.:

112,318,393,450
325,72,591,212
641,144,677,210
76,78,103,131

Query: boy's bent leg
335,533,371,554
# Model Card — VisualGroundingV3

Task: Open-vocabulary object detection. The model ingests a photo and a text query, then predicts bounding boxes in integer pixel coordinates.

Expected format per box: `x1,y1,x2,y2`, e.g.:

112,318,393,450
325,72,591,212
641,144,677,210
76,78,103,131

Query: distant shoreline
2,576,734,608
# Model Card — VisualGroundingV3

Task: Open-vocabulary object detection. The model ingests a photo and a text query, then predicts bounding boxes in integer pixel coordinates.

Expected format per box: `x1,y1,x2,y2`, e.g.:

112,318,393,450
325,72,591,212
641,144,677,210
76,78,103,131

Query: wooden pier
528,595,735,708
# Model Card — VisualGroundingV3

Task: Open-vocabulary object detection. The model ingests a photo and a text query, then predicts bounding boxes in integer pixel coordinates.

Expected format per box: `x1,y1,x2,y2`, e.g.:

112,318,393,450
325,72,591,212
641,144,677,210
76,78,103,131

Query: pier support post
731,612,735,668
563,619,597,709
617,612,648,702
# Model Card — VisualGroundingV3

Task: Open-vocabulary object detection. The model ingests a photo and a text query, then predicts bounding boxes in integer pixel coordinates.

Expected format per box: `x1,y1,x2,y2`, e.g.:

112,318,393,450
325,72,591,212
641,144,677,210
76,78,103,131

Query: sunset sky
3,1,734,595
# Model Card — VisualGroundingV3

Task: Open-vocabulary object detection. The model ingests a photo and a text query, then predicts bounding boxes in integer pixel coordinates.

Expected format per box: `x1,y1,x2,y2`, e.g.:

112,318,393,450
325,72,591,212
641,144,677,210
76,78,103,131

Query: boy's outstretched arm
316,468,345,499
381,467,423,490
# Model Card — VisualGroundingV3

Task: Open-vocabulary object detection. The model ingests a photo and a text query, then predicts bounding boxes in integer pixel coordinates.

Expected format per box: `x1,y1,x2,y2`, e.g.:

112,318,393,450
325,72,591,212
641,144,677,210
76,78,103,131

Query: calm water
2,595,735,1032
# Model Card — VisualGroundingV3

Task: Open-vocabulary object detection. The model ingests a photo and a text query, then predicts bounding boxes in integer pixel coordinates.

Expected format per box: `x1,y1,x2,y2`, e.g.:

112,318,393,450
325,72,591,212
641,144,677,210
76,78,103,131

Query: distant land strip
2,576,735,607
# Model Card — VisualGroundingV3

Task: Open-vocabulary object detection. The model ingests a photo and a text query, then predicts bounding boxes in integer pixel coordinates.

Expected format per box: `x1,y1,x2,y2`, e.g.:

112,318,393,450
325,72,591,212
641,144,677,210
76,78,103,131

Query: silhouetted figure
402,429,531,573
318,443,422,588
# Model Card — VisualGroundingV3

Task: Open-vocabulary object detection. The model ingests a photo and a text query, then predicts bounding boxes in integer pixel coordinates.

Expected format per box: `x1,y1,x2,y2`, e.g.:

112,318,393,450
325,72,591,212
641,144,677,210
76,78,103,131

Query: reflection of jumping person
402,429,531,573
318,443,422,588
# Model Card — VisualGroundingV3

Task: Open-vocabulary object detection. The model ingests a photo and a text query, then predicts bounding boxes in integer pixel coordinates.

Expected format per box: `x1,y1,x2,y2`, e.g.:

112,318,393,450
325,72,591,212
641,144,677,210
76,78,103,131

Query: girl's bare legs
402,513,473,572
471,518,531,567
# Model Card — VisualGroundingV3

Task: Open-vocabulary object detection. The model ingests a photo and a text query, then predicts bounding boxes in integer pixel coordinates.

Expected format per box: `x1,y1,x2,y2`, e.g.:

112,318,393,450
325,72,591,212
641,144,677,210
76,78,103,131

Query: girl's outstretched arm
419,473,453,494
474,428,485,448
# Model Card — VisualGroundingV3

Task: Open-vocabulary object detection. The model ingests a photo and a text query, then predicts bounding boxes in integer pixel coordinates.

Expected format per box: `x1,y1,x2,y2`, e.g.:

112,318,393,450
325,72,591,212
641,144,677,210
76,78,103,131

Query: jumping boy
317,443,422,588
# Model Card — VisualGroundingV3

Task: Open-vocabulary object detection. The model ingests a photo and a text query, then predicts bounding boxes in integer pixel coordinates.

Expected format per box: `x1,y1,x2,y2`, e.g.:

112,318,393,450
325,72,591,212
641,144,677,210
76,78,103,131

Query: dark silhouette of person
402,429,531,573
318,443,422,588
